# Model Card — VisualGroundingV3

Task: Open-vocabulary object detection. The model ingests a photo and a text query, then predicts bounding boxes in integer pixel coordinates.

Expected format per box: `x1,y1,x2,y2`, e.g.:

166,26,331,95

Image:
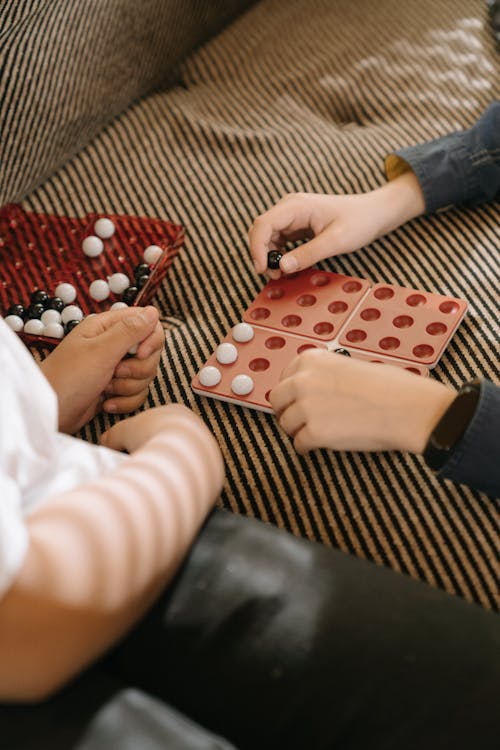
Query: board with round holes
192,269,467,412
0,204,184,348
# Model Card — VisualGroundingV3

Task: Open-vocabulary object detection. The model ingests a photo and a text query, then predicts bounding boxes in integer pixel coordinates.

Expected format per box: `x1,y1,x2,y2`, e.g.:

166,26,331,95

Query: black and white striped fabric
17,0,500,610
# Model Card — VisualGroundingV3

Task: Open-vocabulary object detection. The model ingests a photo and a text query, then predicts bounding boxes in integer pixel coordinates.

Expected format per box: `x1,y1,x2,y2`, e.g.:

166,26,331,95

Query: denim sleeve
437,380,500,498
387,101,500,213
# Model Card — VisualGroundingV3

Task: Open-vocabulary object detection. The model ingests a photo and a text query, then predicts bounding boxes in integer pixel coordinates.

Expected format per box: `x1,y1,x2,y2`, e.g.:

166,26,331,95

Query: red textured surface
338,282,468,365
0,204,184,348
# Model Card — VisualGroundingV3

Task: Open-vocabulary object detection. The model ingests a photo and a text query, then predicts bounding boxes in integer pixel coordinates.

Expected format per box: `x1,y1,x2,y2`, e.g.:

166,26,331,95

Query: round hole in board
370,360,384,364
439,300,460,314
346,329,367,343
310,272,330,287
360,307,381,321
283,272,299,280
379,336,400,350
265,336,286,350
250,307,271,320
297,294,317,306
342,280,362,293
249,358,270,372
426,321,447,336
374,286,394,300
328,300,348,314
313,321,334,336
405,367,421,375
281,314,302,328
267,287,284,300
406,293,426,307
297,344,318,354
413,343,434,359
265,390,272,402
393,315,414,329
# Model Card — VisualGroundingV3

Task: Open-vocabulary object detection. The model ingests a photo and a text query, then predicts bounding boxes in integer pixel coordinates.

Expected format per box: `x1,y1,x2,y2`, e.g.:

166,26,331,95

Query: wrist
397,380,456,455
374,171,425,236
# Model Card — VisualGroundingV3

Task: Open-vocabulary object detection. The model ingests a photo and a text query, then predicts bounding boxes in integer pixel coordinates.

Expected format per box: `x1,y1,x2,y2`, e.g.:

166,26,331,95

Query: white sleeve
0,475,29,598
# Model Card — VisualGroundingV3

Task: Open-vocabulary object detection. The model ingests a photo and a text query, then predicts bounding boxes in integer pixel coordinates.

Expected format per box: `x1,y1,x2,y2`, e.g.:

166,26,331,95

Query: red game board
192,269,467,413
0,204,184,348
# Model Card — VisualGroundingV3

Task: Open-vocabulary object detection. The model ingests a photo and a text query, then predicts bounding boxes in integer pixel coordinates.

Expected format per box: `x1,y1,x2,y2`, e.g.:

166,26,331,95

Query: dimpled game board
0,203,184,348
192,268,467,413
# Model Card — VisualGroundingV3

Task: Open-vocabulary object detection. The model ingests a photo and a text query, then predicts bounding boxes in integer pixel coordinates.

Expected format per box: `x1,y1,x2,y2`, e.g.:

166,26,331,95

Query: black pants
2,510,499,749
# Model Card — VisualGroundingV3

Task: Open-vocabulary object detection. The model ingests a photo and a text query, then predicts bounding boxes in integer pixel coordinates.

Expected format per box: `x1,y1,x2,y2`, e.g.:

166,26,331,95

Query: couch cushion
0,0,255,206
22,0,500,610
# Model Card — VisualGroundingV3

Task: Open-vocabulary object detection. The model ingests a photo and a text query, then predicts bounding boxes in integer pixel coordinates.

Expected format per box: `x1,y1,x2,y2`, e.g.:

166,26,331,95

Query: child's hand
270,349,455,455
40,306,164,434
249,173,425,276
101,404,218,455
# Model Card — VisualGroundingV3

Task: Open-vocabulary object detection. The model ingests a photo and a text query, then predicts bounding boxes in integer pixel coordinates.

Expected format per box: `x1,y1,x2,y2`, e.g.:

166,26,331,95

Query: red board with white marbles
192,269,467,413
0,203,184,347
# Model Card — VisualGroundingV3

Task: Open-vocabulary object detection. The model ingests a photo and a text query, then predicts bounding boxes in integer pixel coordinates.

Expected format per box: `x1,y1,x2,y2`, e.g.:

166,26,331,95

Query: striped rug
20,0,500,610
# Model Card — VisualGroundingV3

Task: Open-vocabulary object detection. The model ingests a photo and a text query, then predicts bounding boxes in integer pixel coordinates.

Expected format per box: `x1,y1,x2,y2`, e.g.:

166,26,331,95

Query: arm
0,406,224,703
249,101,500,274
386,101,500,213
270,351,499,497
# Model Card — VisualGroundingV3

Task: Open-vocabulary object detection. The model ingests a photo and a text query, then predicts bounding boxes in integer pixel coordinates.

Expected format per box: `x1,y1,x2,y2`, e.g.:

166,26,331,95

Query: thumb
99,307,159,360
279,231,337,274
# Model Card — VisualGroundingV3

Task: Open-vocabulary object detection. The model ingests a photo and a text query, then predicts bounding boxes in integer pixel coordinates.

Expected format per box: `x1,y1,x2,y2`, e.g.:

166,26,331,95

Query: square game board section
338,282,468,367
0,204,184,348
243,268,370,341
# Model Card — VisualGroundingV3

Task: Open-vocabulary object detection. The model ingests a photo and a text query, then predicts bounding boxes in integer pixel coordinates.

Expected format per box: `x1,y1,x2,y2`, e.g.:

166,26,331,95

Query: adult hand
249,173,425,277
40,306,163,433
270,349,455,455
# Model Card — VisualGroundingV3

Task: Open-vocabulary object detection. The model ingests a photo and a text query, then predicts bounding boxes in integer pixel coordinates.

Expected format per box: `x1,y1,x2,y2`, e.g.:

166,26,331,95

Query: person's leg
106,509,500,750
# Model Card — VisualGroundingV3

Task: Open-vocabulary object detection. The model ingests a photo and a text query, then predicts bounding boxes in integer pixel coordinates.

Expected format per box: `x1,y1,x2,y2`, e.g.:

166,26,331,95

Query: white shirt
0,320,124,598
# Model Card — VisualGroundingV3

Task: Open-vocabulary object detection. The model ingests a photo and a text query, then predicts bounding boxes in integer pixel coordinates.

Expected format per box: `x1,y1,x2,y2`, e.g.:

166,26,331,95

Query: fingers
278,232,336,274
134,320,164,360
249,195,312,274
103,388,150,415
96,306,160,361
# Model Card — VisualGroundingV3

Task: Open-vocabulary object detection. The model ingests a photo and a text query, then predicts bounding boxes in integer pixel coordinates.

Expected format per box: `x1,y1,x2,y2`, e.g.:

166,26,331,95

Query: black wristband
423,380,481,471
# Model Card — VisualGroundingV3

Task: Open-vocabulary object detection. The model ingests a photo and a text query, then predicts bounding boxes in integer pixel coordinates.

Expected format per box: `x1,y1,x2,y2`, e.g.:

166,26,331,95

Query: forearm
385,102,500,212
0,422,224,702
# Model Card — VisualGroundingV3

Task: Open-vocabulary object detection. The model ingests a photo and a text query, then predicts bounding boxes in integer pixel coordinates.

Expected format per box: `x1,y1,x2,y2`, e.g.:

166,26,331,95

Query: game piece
24,319,45,335
25,303,45,320
30,290,49,307
82,235,104,257
110,301,128,310
144,245,163,265
199,366,222,387
41,309,61,325
61,305,83,324
55,283,77,305
6,304,24,318
193,269,467,413
231,374,254,396
108,273,130,295
122,286,138,304
232,322,254,342
89,279,110,301
48,297,65,312
64,320,80,334
4,315,24,332
94,217,115,239
216,342,238,364
43,322,64,339
267,250,283,270
134,263,150,279
128,344,138,355
136,274,150,288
